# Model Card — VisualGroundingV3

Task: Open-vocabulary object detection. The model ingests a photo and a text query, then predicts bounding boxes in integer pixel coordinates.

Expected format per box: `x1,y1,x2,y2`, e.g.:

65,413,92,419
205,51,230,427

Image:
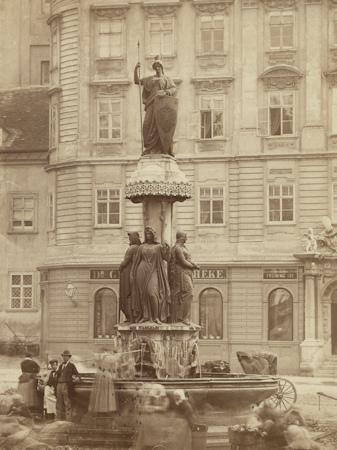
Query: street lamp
65,282,77,306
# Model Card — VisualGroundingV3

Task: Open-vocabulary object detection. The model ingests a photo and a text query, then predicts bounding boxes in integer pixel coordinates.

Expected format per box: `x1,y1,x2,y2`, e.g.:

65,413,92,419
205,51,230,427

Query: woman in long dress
132,227,171,324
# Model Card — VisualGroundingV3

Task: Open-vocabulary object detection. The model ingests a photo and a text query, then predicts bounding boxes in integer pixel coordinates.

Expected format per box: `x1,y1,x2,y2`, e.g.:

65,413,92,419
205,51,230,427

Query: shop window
268,184,294,223
199,288,223,340
10,274,34,309
268,11,294,50
10,194,37,232
95,188,121,226
200,15,224,55
97,98,122,141
148,17,174,56
94,288,118,338
268,288,293,341
98,20,123,58
199,186,224,225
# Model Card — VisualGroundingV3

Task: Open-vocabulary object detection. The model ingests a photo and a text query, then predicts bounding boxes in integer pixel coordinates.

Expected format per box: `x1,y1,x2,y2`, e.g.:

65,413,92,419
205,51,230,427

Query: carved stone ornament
91,80,131,96
193,0,233,15
47,13,62,28
260,0,297,8
192,77,234,94
97,59,123,75
267,51,295,66
141,2,181,17
198,56,227,69
325,68,337,87
267,138,296,149
91,5,130,19
125,180,192,203
260,66,302,90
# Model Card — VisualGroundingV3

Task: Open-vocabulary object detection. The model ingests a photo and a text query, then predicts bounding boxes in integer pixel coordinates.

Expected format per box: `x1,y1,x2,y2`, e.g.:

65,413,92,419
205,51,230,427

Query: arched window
94,288,118,338
268,288,293,341
199,288,223,340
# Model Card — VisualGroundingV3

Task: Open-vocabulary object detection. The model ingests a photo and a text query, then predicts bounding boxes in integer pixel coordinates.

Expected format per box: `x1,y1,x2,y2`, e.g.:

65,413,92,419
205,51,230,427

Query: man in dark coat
55,350,80,421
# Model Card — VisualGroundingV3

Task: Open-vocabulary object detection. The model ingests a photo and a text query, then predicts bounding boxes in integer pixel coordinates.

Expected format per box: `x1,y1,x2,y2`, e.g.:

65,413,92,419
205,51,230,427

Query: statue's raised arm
135,57,178,157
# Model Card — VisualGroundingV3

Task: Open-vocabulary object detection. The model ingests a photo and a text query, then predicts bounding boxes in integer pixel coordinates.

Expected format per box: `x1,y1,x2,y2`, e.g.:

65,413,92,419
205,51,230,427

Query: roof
0,87,49,152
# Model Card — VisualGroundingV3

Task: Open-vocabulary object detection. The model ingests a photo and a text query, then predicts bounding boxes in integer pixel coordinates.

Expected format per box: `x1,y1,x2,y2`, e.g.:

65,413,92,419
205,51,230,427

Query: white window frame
96,98,122,142
147,17,175,57
199,14,226,56
97,19,123,59
268,10,295,51
189,94,225,140
198,186,225,225
50,103,58,148
267,183,295,224
47,192,55,230
10,193,37,232
258,91,295,137
9,273,34,310
95,188,121,227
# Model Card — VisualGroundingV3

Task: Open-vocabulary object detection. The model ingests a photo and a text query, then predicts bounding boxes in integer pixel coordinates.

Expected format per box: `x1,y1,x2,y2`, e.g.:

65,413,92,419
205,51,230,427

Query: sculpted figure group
119,228,199,325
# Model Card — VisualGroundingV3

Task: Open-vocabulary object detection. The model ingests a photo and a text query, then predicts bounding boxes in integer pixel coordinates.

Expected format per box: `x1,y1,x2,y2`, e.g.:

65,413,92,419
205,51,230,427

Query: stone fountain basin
75,373,279,416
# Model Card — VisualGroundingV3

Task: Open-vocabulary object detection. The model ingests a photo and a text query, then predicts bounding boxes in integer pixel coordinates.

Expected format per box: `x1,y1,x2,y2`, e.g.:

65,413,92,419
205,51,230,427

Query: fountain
72,59,279,433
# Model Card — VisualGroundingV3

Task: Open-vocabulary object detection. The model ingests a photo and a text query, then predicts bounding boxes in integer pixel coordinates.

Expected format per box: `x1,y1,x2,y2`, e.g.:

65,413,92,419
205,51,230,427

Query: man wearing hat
55,350,80,421
119,231,141,323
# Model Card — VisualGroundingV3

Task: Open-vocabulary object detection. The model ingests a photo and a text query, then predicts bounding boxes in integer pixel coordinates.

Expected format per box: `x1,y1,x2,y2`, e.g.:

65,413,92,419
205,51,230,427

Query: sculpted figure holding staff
134,57,177,156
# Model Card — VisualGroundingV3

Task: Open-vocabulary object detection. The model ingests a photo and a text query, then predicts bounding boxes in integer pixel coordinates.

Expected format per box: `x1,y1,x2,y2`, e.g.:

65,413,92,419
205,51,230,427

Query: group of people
119,228,199,326
14,350,80,423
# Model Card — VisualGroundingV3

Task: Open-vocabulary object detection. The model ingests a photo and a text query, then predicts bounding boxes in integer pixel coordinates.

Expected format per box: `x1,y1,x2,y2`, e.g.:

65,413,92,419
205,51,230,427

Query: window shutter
188,110,200,139
257,107,269,136
332,88,337,134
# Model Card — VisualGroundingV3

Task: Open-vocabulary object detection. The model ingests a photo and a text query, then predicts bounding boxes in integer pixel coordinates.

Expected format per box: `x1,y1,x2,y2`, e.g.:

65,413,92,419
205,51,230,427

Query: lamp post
65,282,77,306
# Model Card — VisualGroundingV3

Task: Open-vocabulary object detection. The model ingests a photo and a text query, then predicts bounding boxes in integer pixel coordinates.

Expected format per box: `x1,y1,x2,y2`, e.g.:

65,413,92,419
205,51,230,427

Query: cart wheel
6,346,16,357
267,378,297,411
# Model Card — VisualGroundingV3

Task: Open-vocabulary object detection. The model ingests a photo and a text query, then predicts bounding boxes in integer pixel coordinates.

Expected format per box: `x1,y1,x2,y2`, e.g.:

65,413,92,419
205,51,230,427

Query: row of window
9,184,300,233
9,280,292,342
11,184,337,231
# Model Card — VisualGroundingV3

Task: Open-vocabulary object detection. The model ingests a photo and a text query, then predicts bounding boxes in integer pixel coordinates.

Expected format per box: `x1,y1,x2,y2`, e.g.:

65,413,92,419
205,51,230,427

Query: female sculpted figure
132,227,171,324
134,58,177,156
170,231,199,325
119,231,141,323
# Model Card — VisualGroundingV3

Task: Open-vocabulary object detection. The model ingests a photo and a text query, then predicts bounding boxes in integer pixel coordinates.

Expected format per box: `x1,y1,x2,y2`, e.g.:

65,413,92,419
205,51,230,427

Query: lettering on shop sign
194,268,227,279
90,269,120,280
263,269,297,280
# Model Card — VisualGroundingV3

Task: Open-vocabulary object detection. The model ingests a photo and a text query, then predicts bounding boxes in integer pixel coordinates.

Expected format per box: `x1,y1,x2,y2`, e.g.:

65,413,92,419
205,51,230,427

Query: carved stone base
115,322,200,379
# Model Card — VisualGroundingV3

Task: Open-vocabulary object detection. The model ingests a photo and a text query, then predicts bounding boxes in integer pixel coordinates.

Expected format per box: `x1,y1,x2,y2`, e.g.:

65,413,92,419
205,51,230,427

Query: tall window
10,274,33,309
96,188,120,226
51,29,58,69
268,288,293,341
269,11,294,50
41,61,50,85
50,103,58,148
97,98,122,141
200,289,223,340
11,194,36,231
47,193,54,230
94,288,118,338
148,18,174,56
200,15,224,54
268,184,294,223
199,187,224,225
189,95,225,139
98,21,122,58
269,91,294,136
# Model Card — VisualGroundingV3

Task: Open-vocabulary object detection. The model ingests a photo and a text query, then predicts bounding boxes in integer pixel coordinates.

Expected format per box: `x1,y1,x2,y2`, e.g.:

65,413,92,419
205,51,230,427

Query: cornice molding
193,0,233,14
90,4,130,19
141,2,181,16
260,65,303,90
191,76,234,94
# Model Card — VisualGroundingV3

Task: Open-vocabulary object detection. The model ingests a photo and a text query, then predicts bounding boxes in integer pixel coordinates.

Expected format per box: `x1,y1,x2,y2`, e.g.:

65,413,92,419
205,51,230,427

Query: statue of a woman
170,231,199,325
134,58,177,156
119,232,141,323
131,227,171,325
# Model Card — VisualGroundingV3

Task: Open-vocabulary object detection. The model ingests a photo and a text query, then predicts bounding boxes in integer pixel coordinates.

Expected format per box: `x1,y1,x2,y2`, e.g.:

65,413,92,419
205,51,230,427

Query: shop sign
90,269,120,280
194,267,227,279
263,269,297,280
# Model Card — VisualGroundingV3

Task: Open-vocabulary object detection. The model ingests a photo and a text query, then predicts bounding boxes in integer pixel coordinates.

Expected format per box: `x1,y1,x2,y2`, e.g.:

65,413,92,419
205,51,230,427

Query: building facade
2,0,337,376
